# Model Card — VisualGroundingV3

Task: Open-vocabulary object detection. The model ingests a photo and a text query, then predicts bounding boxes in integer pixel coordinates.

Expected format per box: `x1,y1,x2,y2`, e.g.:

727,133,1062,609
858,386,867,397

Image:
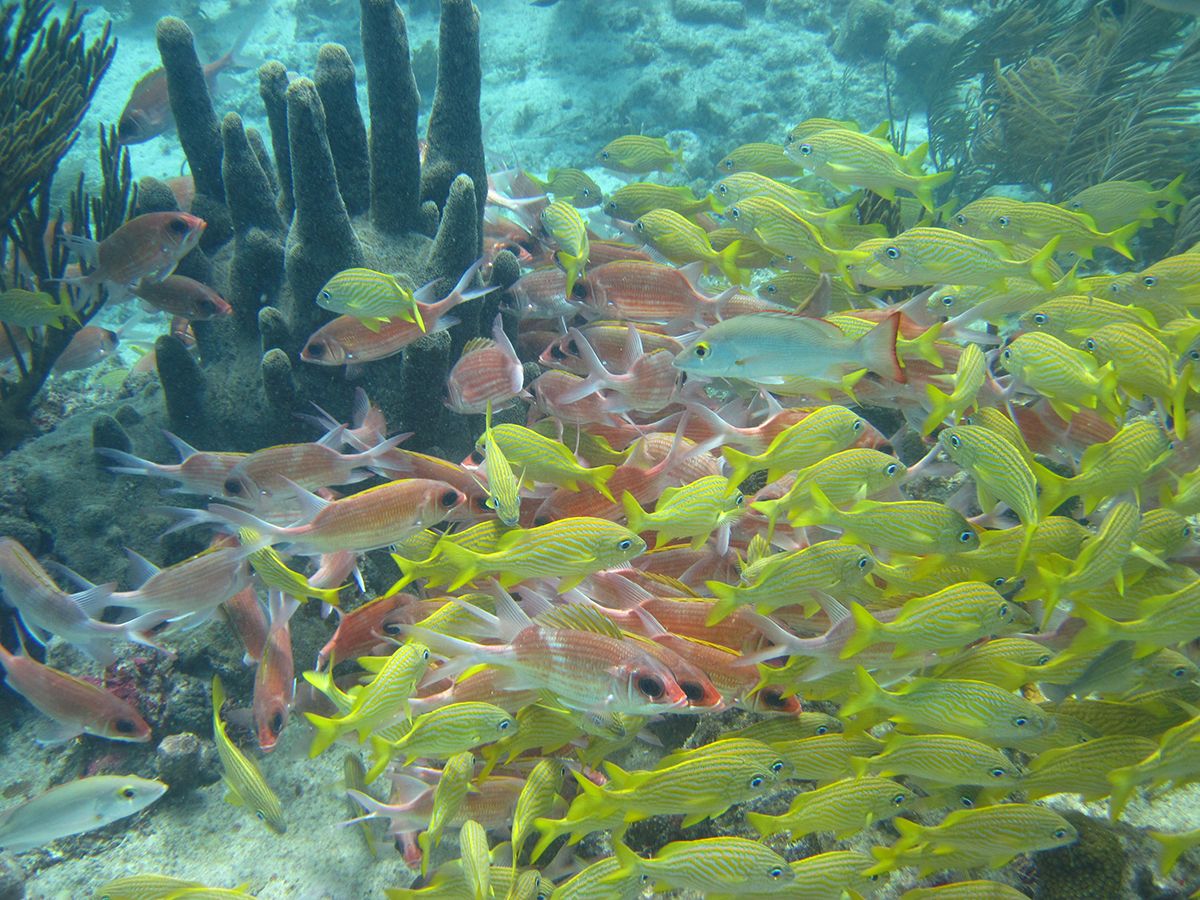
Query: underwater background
3,0,1200,897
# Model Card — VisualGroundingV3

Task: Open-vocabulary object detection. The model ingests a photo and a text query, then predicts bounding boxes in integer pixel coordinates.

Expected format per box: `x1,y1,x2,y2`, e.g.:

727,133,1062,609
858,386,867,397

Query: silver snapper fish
673,312,902,385
0,775,167,853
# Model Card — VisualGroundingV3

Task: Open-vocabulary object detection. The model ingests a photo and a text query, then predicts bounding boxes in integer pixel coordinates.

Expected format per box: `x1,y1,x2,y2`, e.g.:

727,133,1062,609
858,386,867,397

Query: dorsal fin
162,429,200,461
635,569,700,598
461,337,496,357
537,603,624,639
124,548,162,587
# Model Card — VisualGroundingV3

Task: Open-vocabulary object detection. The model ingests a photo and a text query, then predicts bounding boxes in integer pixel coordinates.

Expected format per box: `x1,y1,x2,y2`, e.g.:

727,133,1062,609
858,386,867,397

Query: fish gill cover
1,0,1200,897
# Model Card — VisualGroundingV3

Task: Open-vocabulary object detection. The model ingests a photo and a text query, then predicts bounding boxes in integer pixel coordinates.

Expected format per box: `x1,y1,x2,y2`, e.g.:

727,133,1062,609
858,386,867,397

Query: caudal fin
858,312,904,384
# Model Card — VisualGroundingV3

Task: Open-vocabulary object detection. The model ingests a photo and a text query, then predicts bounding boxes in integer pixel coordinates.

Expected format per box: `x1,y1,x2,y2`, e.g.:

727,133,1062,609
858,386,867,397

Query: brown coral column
360,0,423,234
259,62,294,221
154,17,232,251
283,77,364,345
314,44,371,217
420,0,487,237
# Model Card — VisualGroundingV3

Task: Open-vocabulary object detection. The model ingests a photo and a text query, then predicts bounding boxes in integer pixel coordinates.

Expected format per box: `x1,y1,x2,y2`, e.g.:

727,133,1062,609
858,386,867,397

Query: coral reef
146,0,495,455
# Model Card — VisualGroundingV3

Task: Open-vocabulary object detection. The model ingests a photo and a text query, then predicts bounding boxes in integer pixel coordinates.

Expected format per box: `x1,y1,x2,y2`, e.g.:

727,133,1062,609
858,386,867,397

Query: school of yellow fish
7,116,1200,898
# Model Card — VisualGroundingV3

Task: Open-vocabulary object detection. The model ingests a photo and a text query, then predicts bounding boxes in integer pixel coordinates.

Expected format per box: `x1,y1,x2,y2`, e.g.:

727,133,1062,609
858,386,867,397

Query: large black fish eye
637,675,664,698
306,342,326,358
749,774,765,788
729,207,741,220
954,213,967,225
948,434,961,448
319,289,332,302
693,342,710,359
857,556,870,570
990,767,1007,778
497,718,512,730
618,538,634,551
681,681,705,702
270,711,284,733
1002,348,1012,361
718,183,729,195
1033,313,1048,325
761,688,786,709
997,215,1011,227
885,246,901,259
797,143,813,156
570,281,588,299
549,345,567,360
1144,276,1158,287
1189,350,1200,361
468,449,484,465
1173,666,1189,678
383,621,405,635
959,530,975,543
116,718,137,734
224,478,243,495
440,490,461,508
121,787,137,799
998,603,1009,618
167,216,191,236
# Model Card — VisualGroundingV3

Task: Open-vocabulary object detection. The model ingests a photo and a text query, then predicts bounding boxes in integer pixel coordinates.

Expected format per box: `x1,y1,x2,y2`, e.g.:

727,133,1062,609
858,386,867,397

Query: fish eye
581,188,591,198
566,339,579,354
1190,350,1200,361
959,795,975,808
1033,313,1048,325
997,215,1011,227
857,556,870,570
1013,716,1029,727
948,434,961,448
570,281,588,299
421,648,430,659
797,143,813,156
749,774,765,788
601,150,610,159
306,341,326,358
1173,666,1189,678
605,200,617,213
121,787,136,799
224,478,243,495
1002,348,1012,361
270,711,284,733
885,463,898,476
765,283,777,294
1037,654,1052,665
549,344,568,360
998,603,1009,618
468,450,485,464
637,675,664,698
693,341,710,359
1084,338,1096,351
319,289,332,302
760,688,787,710
1185,525,1193,537
498,719,512,730
618,538,633,551
167,216,191,236
681,681,705,702
734,494,745,506
729,207,741,220
769,867,784,879
723,158,734,170
852,419,863,431
953,213,967,225
993,577,1008,587
634,220,645,232
440,490,461,508
892,792,906,805
718,183,728,195
1054,828,1068,839
484,496,498,510
990,767,1007,778
770,760,784,773
885,246,901,260
959,530,975,543
383,622,405,635
1144,276,1157,287
941,295,955,306
256,810,266,821
115,718,137,734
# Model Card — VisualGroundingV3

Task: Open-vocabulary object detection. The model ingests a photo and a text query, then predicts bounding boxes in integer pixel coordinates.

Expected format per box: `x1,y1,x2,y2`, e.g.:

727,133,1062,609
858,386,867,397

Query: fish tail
848,755,872,778
303,713,343,758
1171,364,1192,440
1162,173,1188,208
1033,460,1071,518
837,664,883,721
1014,521,1036,574
435,541,484,591
1107,764,1139,821
704,580,739,625
839,603,881,659
1151,830,1192,875
620,491,649,537
904,321,945,368
715,239,744,286
913,168,954,212
891,815,926,849
858,312,904,384
1104,221,1140,260
1095,361,1124,420
558,250,586,297
721,446,760,489
566,768,616,823
921,383,953,436
864,844,899,877
585,464,617,501
364,735,395,784
601,839,640,885
745,810,779,838
1070,602,1119,652
1027,235,1061,289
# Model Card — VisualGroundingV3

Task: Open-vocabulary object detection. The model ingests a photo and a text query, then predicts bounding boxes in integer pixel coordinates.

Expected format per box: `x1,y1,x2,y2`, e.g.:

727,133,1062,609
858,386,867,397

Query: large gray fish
672,311,902,385
0,775,167,853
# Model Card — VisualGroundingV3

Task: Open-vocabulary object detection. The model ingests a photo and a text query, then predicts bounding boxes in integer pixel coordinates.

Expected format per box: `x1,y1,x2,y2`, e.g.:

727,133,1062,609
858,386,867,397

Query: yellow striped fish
1001,331,1123,424
712,171,830,216
606,837,793,895
483,423,616,498
752,448,905,530
632,208,743,284
540,200,589,296
850,732,1023,787
211,676,285,834
724,196,848,274
716,142,805,177
746,775,911,839
597,135,682,174
922,342,986,434
900,880,1040,899
510,757,564,868
791,486,980,556
316,267,424,332
723,405,867,486
1062,174,1186,230
847,227,1058,289
526,167,602,207
366,701,514,782
1081,322,1188,427
238,528,343,606
950,195,1139,260
416,751,475,873
603,183,712,221
769,732,883,784
622,475,743,550
480,402,522,527
547,856,644,900
993,734,1155,803
1018,294,1156,340
458,818,492,900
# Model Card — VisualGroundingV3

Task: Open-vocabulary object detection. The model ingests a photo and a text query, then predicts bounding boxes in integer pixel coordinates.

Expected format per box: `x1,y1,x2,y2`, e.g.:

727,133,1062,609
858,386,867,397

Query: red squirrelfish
107,546,252,624
300,261,495,367
53,326,119,373
446,314,526,415
222,586,268,664
539,323,684,376
118,35,246,144
97,431,249,498
61,212,206,290
134,275,232,320
579,259,735,326
210,478,468,555
504,267,584,320
254,598,297,752
316,592,441,669
0,639,152,743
